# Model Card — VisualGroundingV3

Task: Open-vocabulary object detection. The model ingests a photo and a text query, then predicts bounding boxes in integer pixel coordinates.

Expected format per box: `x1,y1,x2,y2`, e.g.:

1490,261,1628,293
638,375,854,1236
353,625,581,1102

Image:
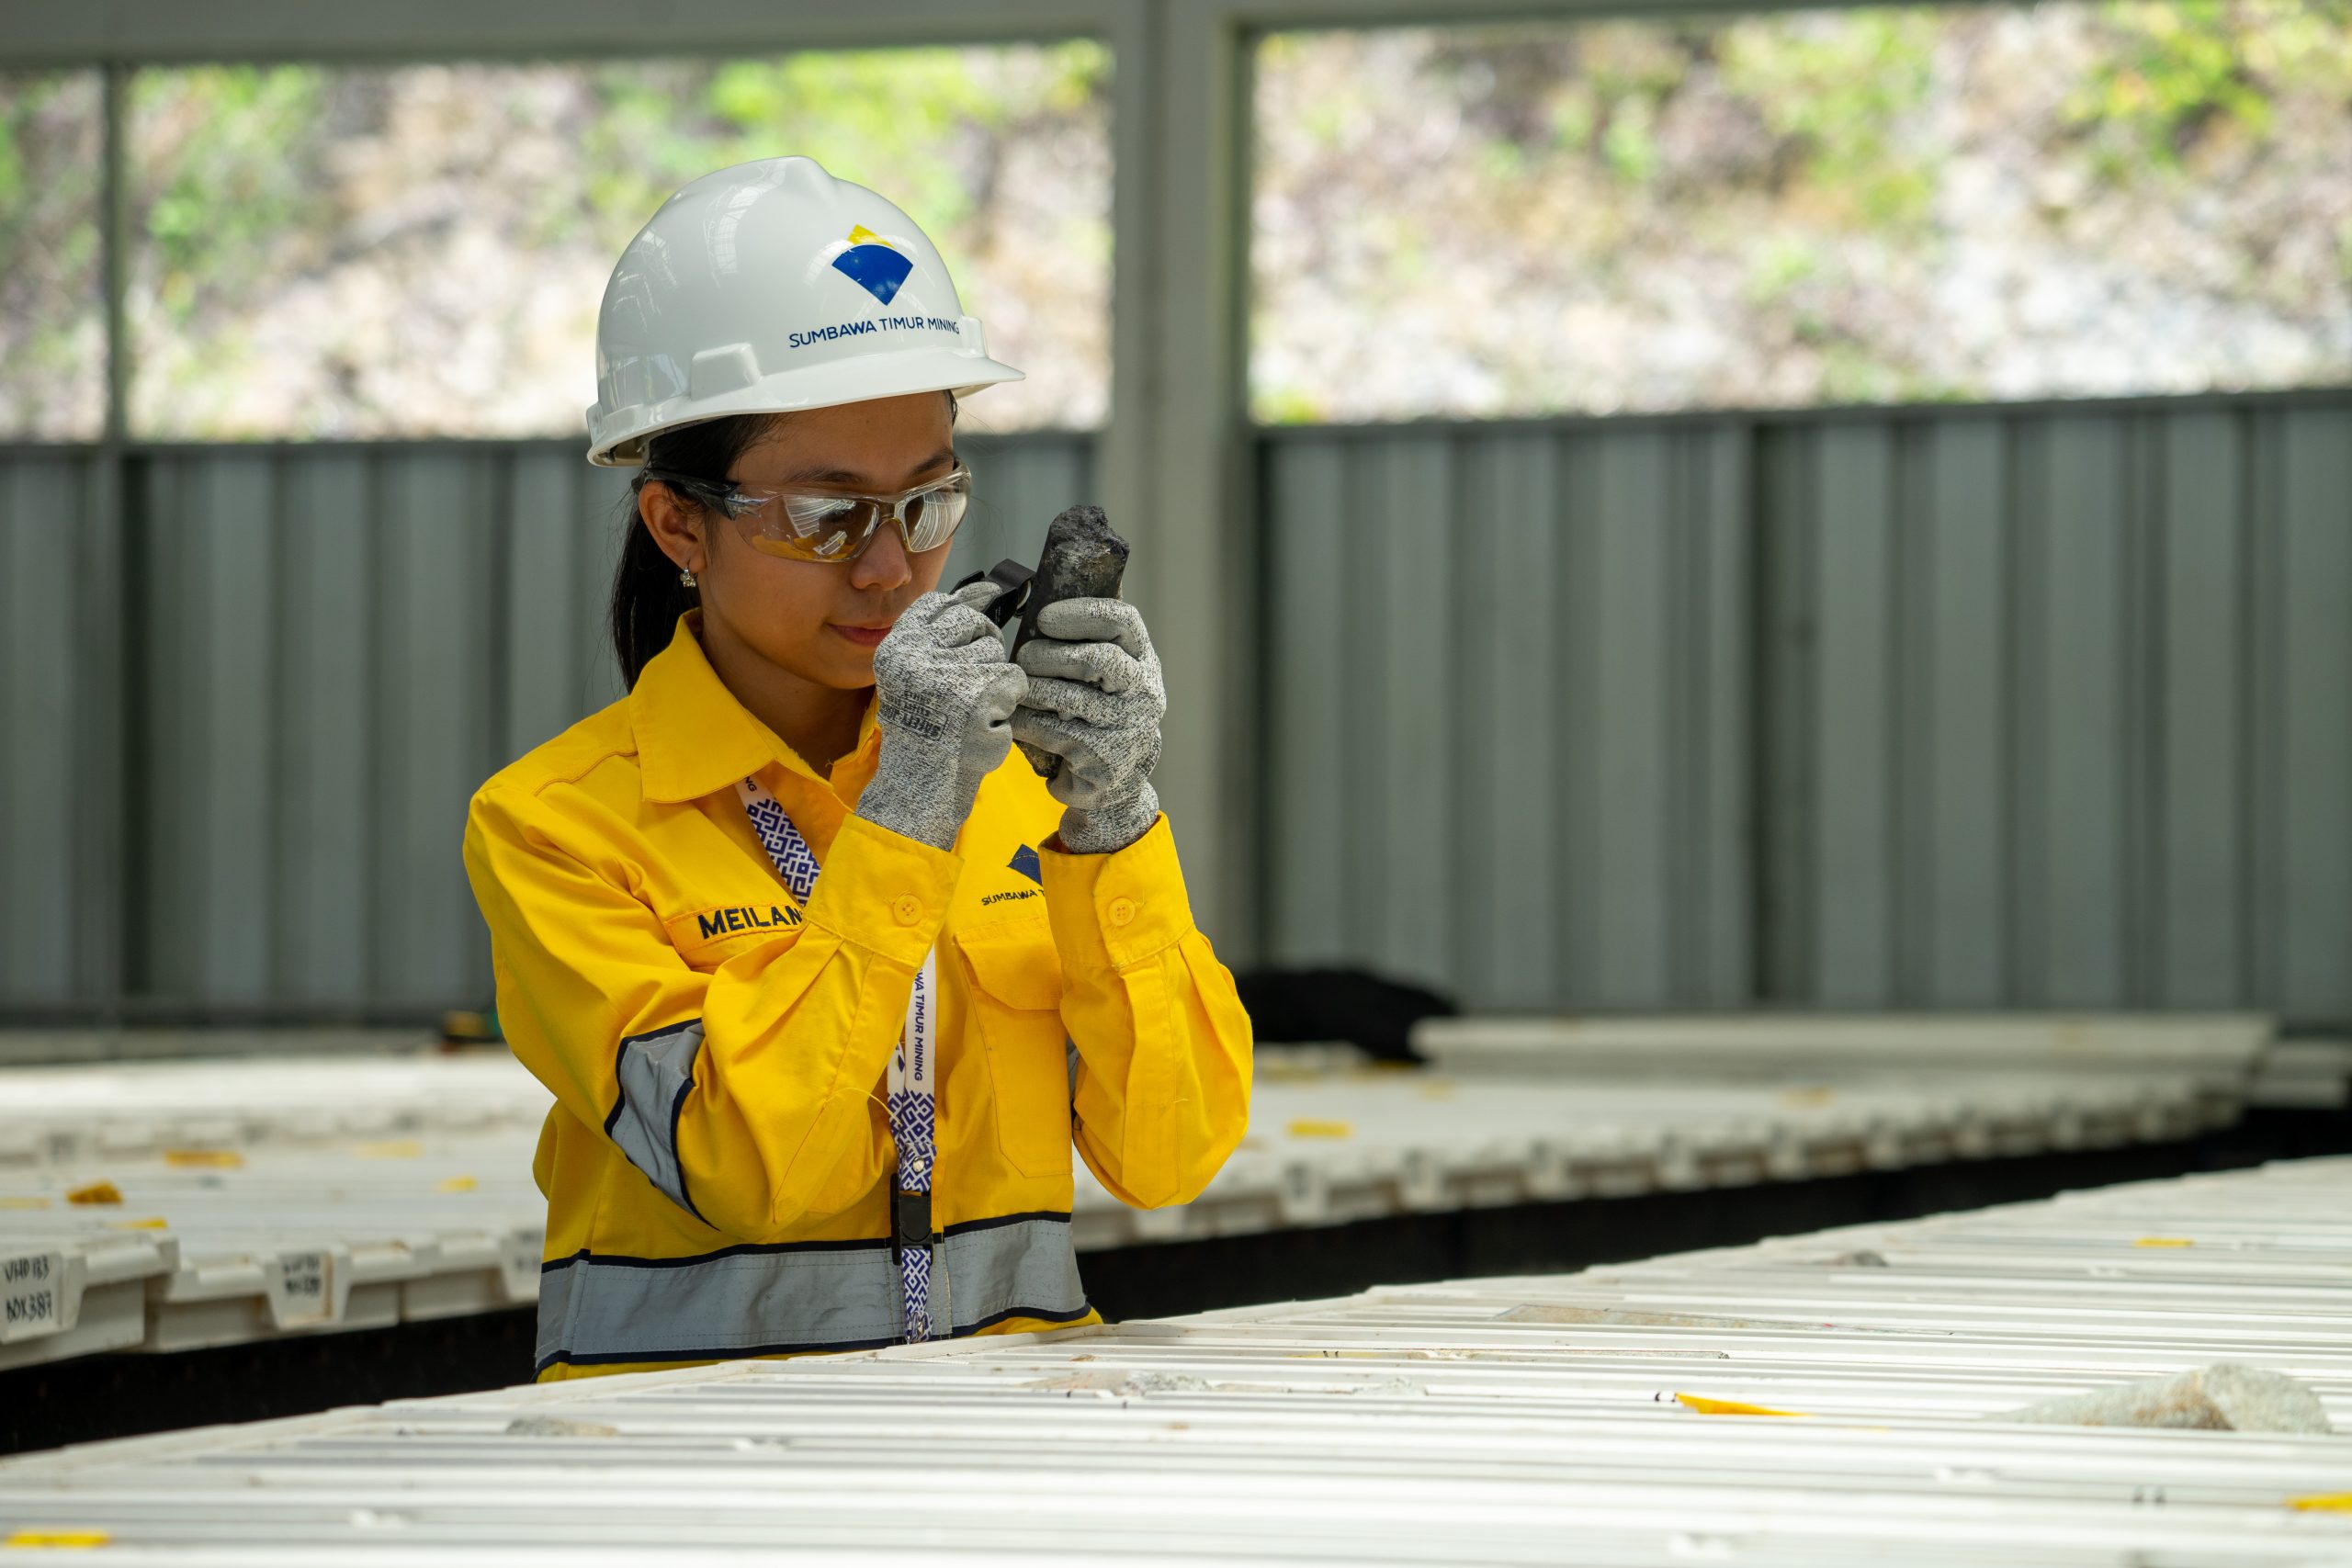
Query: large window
0,73,106,441
0,44,1110,444
128,47,1109,439
1252,2,2352,423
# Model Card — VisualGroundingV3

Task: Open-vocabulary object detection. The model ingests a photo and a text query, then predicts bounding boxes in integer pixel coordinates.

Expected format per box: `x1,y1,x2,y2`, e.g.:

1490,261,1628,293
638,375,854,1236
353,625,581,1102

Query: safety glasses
643,465,972,563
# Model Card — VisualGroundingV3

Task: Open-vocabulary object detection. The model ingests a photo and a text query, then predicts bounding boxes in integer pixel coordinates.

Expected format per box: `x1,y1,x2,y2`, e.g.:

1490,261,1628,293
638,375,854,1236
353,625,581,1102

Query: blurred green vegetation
1253,1,2352,423
2070,0,2352,173
571,42,1109,251
134,68,326,332
2,42,1110,437
1719,10,1942,230
0,73,105,438
5,6,2346,434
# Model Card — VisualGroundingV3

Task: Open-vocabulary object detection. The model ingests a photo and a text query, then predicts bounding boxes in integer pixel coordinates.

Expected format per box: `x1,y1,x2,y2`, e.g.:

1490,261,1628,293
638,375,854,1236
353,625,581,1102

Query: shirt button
892,896,922,925
1107,897,1138,927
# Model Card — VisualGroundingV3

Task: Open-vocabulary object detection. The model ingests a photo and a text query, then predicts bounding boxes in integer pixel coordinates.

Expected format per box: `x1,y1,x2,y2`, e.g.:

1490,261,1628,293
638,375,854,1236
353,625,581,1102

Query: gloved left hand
1010,598,1165,854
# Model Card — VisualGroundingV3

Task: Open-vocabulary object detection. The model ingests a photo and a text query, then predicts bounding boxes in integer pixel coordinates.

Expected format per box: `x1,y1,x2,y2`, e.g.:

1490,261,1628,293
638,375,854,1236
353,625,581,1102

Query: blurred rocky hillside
0,43,1109,442
6,6,2347,440
1253,1,2352,422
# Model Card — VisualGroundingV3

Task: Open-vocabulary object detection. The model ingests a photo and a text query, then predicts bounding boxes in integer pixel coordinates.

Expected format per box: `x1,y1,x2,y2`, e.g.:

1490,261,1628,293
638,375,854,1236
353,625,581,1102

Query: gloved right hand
854,580,1027,852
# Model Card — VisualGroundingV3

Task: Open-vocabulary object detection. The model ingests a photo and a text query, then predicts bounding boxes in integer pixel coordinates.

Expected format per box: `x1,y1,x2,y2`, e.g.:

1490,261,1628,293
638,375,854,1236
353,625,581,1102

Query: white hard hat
585,155,1023,467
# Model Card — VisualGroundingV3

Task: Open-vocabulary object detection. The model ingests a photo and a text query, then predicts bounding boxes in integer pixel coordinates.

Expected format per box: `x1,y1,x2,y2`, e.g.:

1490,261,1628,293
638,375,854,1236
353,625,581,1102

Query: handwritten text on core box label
270,1252,333,1326
2,1251,64,1340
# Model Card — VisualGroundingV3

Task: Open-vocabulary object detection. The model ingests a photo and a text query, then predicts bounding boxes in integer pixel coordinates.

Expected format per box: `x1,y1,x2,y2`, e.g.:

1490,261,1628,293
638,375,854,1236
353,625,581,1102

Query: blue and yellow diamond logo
831,224,914,306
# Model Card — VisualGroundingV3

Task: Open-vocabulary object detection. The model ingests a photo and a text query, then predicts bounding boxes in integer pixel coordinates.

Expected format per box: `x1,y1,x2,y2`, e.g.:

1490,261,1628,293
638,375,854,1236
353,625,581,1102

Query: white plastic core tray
1,1156,2345,1564
1,1030,2245,1373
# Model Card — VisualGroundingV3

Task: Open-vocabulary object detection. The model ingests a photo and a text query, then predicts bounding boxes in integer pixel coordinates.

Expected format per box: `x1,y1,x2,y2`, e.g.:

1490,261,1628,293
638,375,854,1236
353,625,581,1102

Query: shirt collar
630,613,878,806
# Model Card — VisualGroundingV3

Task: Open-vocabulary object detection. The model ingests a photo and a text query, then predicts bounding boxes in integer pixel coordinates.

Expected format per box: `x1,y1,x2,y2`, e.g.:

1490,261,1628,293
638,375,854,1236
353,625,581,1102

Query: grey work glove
857,581,1027,851
1010,598,1166,854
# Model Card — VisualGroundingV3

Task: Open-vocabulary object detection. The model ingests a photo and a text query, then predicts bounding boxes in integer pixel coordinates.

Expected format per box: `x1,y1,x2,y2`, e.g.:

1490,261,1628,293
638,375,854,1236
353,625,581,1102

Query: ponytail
609,414,775,689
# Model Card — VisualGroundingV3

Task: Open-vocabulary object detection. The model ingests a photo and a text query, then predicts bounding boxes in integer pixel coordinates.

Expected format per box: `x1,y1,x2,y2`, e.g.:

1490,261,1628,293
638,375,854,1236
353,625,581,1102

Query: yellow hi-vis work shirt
462,614,1253,1381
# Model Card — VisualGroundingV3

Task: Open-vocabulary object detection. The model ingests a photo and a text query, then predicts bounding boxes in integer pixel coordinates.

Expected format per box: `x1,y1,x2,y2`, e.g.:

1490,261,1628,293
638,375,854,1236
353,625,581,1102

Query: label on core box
267,1251,334,1327
1,1250,66,1342
500,1228,546,1302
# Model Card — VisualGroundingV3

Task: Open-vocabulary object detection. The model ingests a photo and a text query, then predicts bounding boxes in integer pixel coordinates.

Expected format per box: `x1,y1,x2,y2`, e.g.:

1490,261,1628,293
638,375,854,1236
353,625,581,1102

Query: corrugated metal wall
12,396,2351,1025
1261,423,1751,1010
1261,393,2352,1024
2,453,97,1015
0,434,1092,1022
1758,400,2352,1021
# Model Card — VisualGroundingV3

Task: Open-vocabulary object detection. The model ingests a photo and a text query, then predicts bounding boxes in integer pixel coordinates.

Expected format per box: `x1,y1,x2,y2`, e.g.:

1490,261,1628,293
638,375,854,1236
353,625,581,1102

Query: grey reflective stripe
606,1020,704,1220
536,1214,1087,1371
535,1252,574,1356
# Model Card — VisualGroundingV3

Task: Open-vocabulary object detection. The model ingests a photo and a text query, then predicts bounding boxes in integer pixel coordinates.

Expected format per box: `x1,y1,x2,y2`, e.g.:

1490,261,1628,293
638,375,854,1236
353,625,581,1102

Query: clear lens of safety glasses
751,468,972,562
642,466,973,563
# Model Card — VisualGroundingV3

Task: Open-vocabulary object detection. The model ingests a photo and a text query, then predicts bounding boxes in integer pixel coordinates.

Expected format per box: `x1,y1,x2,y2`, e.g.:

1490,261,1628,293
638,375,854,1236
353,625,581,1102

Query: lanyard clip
892,1188,935,1258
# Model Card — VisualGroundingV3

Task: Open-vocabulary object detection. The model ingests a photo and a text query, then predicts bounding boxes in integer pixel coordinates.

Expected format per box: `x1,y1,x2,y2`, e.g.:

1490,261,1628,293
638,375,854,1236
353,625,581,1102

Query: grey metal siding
2,456,89,1010
11,400,2347,1024
2273,408,2352,1020
1757,399,2352,1021
3,433,1093,1021
1262,392,2352,1023
948,436,1094,583
1261,421,1751,1010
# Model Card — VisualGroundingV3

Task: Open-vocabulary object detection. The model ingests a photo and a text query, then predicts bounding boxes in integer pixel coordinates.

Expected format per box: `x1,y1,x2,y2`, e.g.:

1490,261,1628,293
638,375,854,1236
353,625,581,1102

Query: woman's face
650,392,958,691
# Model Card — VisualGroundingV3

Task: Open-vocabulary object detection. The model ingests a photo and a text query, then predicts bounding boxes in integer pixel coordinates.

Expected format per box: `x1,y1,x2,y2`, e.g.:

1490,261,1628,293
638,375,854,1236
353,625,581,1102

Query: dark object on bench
1232,967,1457,1064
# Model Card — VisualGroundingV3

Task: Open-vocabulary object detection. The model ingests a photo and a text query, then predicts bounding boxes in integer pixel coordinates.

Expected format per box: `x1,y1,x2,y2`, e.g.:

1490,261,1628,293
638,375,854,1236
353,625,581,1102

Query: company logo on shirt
831,224,914,306
980,846,1047,908
695,903,804,941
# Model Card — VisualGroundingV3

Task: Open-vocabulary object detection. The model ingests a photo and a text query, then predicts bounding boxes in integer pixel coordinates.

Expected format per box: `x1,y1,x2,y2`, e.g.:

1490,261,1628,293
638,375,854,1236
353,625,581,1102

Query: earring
679,566,697,589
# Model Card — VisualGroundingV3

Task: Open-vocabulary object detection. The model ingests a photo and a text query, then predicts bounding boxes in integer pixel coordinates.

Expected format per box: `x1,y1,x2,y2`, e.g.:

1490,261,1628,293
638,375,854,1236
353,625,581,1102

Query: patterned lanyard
736,777,943,1343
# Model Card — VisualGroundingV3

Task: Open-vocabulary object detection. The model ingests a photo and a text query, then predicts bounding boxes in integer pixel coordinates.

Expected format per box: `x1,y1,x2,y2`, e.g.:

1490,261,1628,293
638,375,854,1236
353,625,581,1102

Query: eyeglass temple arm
954,559,1035,628
639,468,737,508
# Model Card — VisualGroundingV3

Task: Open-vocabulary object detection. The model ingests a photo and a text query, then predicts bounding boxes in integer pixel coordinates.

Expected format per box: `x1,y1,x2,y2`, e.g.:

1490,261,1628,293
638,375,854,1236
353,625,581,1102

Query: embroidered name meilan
695,905,804,940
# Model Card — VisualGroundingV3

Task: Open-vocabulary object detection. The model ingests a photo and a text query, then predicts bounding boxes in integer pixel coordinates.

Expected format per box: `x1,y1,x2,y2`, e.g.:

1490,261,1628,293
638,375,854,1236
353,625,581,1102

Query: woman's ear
637,481,707,577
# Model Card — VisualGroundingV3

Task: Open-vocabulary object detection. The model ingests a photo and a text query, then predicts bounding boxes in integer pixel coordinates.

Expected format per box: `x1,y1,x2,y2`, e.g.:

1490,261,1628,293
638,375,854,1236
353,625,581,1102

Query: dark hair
609,414,777,689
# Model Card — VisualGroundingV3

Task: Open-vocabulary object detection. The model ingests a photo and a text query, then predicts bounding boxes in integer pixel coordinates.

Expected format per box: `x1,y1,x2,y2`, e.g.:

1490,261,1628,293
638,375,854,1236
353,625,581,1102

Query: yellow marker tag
1780,1087,1836,1108
107,1218,168,1231
6,1531,112,1549
2289,1493,2352,1513
0,1197,51,1211
1675,1393,1810,1417
163,1149,244,1170
1285,1119,1354,1139
354,1140,424,1159
435,1175,479,1193
2133,1237,2195,1248
63,1181,121,1206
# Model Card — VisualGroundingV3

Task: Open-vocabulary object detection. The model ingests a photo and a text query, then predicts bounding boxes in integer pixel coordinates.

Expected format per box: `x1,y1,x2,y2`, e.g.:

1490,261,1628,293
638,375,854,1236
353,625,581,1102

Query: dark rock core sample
1011,504,1129,779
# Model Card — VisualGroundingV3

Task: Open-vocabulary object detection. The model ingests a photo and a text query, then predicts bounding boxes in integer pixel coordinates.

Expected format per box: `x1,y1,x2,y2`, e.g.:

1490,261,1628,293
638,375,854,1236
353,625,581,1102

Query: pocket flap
956,917,1063,1010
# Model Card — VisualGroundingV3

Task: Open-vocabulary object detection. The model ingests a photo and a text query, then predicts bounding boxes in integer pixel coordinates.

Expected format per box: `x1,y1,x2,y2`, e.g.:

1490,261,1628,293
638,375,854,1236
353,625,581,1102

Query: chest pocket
663,900,805,971
956,914,1069,1179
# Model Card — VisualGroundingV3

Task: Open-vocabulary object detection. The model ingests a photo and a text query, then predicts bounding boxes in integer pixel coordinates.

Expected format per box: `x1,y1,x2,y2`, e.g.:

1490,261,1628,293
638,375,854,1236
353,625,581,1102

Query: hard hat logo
833,225,915,306
584,157,1023,468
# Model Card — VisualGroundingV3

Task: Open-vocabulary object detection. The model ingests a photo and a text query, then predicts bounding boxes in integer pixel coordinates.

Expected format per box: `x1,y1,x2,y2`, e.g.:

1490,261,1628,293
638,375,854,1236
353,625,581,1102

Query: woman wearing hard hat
462,157,1252,1381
